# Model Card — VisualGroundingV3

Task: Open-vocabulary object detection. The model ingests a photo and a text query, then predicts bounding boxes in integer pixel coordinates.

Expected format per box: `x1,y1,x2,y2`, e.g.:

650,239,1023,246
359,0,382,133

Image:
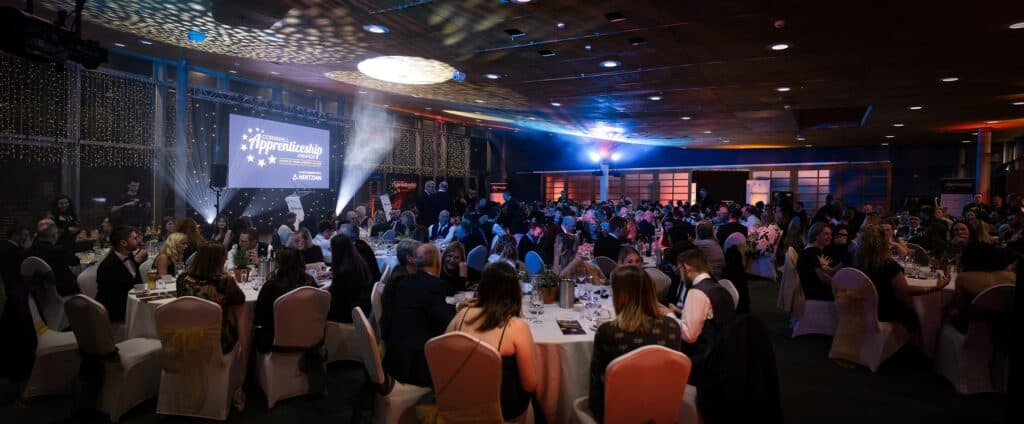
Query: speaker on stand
210,164,228,217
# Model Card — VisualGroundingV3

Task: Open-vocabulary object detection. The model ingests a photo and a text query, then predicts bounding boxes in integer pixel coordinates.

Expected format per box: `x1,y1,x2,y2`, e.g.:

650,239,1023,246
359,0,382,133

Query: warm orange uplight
939,117,1024,132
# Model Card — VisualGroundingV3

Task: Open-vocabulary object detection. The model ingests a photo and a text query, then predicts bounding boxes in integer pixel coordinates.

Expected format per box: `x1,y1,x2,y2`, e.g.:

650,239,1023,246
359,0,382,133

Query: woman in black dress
327,234,373,323
254,247,316,352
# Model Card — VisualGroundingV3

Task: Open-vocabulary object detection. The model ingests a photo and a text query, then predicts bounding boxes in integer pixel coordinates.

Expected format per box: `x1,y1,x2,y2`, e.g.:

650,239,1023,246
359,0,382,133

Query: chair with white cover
776,247,800,312
154,297,243,420
381,230,397,243
723,233,747,256
138,257,155,278
21,294,79,398
370,280,386,338
718,279,740,309
466,245,488,272
258,286,332,407
424,332,508,422
905,243,930,266
183,252,197,270
935,284,1015,394
524,251,544,276
828,268,907,372
64,295,162,422
352,307,431,424
592,256,617,278
791,282,837,338
573,345,697,424
77,263,98,299
21,256,68,331
644,268,672,299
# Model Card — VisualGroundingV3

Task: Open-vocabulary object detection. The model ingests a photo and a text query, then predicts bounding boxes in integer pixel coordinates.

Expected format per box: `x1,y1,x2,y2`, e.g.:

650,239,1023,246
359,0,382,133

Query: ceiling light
261,33,281,42
796,136,806,141
538,49,556,57
907,106,923,110
474,99,485,103
599,60,621,68
588,151,601,162
610,152,622,161
628,37,647,46
513,0,532,3
722,140,731,143
776,87,791,92
550,101,562,107
270,71,279,75
605,12,627,23
648,95,662,101
962,140,972,143
139,39,153,45
584,45,592,51
358,90,367,94
556,22,565,29
228,69,238,74
940,76,959,82
363,24,389,34
187,2,206,11
357,56,455,85
305,89,313,92
1013,101,1024,106
986,120,1000,124
112,42,126,47
892,123,904,127
805,144,812,147
483,73,501,80
703,130,712,134
881,142,890,146
885,135,895,138
444,110,514,123
769,43,790,51
1009,22,1024,29
504,28,525,38
680,116,691,120
527,117,537,120
425,107,432,110
187,29,207,44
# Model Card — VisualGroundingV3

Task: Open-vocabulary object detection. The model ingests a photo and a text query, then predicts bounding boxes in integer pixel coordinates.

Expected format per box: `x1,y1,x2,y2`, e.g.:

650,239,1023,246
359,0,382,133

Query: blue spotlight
187,29,207,44
588,151,601,162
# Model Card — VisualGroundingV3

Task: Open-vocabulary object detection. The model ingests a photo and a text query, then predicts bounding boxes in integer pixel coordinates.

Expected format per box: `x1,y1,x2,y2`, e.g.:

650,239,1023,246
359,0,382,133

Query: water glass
529,292,544,325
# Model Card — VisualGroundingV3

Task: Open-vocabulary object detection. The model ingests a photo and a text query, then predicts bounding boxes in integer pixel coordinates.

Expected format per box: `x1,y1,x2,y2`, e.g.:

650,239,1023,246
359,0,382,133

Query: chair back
425,332,503,417
154,297,224,372
22,256,64,329
273,286,330,348
777,247,800,312
379,263,394,285
77,264,98,298
905,243,930,266
593,256,617,278
718,279,740,308
965,284,1015,352
724,232,747,253
351,307,386,385
21,256,53,283
381,230,397,243
370,281,385,334
831,268,881,333
64,295,116,356
604,345,692,423
490,235,501,253
466,245,488,272
644,268,672,298
525,251,544,275
184,252,197,270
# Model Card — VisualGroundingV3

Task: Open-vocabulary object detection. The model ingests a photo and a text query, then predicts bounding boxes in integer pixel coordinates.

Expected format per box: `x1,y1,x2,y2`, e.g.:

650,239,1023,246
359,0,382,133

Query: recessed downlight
804,144,812,147
1009,21,1024,29
722,139,731,143
139,39,153,45
483,73,501,80
648,95,662,101
1013,101,1024,106
112,42,126,47
940,76,959,82
892,123,905,127
474,99,485,103
599,60,621,68
270,71,279,75
986,120,1000,124
363,24,389,34
703,130,712,134
769,43,790,51
680,116,692,120
228,70,238,74
885,135,895,139
881,142,890,146
961,140,972,143
550,101,562,107
908,106,923,110
776,87,791,92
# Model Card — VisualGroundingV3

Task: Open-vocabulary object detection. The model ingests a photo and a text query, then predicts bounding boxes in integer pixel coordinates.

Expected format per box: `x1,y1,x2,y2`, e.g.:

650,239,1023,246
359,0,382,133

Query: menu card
557,320,586,335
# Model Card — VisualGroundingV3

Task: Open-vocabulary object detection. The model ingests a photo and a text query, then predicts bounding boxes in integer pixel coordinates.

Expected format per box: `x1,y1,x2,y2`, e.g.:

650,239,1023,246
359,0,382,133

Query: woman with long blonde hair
153,232,188,276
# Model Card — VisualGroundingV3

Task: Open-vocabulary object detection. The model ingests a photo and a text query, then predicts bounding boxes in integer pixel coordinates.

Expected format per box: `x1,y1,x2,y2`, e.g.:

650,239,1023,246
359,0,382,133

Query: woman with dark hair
957,219,1014,272
209,214,232,249
370,210,390,237
538,222,560,266
158,216,175,242
176,242,246,354
49,194,81,247
441,241,469,295
173,217,207,260
327,234,373,323
445,262,538,421
254,247,316,352
589,265,681,421
617,245,644,266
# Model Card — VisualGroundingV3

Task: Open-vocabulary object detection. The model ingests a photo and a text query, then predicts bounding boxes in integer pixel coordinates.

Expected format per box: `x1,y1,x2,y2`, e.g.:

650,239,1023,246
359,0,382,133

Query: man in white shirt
671,249,737,385
428,210,454,242
741,206,762,229
312,220,336,263
227,229,265,271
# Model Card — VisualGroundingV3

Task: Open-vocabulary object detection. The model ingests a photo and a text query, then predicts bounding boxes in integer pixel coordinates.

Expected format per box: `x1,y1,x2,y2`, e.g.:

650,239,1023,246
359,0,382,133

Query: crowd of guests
2,178,1018,418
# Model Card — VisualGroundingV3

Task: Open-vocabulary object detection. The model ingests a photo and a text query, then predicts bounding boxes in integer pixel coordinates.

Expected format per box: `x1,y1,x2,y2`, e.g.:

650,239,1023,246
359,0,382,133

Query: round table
906,273,956,357
374,253,398,271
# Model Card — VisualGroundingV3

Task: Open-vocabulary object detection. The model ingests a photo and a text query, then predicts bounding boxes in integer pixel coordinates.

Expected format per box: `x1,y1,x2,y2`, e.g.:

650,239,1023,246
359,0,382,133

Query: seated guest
555,224,607,284
441,241,469,295
157,216,175,242
277,212,299,248
382,244,456,387
880,221,909,258
49,194,81,248
313,220,336,263
428,210,455,242
29,223,81,296
673,249,736,386
857,225,949,332
176,242,246,354
538,222,560,266
824,225,854,268
517,222,543,262
593,217,627,260
226,229,267,271
327,234,374,323
722,234,750,314
153,232,187,276
452,221,485,253
617,246,644,266
254,247,316,352
370,210,391,237
388,239,422,286
445,262,538,420
637,211,656,240
339,223,382,283
209,215,232,249
394,211,417,239
552,216,580,273
589,265,681,421
657,224,697,301
95,216,113,249
959,220,1015,272
489,234,526,273
290,228,325,266
694,221,725,279
716,209,748,248
897,215,926,241
174,217,206,261
96,226,143,322
797,223,838,301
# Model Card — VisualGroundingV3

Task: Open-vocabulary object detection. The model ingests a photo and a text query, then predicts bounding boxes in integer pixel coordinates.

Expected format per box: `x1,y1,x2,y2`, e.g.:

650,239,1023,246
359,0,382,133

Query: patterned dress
588,316,682,421
176,273,245,353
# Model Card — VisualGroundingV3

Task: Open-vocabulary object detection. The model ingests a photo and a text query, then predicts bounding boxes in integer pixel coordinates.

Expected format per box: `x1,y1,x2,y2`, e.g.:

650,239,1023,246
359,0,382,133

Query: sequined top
588,315,682,421
176,273,245,353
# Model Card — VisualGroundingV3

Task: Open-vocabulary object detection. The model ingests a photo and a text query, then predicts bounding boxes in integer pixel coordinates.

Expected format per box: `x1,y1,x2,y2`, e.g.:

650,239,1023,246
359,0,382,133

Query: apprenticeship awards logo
239,126,323,169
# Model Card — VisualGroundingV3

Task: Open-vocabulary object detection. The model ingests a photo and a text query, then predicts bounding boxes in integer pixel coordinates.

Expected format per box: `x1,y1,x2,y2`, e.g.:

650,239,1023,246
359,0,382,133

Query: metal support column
174,60,188,217
600,163,610,202
152,63,167,224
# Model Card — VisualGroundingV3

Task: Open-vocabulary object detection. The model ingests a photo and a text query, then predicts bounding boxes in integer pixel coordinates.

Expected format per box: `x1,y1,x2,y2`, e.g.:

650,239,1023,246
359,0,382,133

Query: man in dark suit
518,222,544,262
382,243,456,387
339,223,382,282
415,180,436,226
715,209,748,248
498,191,527,235
432,181,454,221
96,226,143,323
659,225,697,307
30,224,81,296
594,217,627,260
0,224,36,382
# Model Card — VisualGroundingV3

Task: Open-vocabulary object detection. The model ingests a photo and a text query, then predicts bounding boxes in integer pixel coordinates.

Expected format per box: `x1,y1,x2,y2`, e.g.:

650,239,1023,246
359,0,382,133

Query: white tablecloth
125,281,259,339
375,254,398,271
906,274,956,357
527,297,613,424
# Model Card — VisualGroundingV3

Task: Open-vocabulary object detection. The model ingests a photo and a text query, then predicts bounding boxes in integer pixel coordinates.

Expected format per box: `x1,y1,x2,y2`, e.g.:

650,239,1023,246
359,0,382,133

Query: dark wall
500,129,967,207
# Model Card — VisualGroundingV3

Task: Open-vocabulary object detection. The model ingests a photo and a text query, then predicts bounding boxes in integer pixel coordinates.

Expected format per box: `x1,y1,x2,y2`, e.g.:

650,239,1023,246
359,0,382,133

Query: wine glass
529,292,544,325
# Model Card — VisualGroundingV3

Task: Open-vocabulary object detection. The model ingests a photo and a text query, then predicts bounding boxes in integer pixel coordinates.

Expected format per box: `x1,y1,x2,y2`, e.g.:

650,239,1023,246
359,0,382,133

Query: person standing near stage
110,178,150,229
433,181,454,222
416,180,436,226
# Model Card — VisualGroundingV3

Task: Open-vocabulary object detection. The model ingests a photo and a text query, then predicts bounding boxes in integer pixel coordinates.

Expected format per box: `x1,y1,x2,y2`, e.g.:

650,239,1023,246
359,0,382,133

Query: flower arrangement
577,242,594,259
748,224,782,257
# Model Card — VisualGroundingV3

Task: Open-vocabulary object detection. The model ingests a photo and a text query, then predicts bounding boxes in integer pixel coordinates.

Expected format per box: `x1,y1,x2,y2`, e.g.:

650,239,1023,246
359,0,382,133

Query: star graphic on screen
258,159,266,167
268,155,276,164
248,128,253,133
240,144,247,151
246,154,254,162
242,134,248,140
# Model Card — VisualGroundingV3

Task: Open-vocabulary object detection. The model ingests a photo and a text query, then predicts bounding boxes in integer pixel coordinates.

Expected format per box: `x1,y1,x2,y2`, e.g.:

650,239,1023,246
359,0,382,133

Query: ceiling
17,0,1024,148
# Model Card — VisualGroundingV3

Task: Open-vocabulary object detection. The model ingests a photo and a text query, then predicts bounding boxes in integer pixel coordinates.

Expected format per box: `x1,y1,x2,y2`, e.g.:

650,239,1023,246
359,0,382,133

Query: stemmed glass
528,292,545,325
